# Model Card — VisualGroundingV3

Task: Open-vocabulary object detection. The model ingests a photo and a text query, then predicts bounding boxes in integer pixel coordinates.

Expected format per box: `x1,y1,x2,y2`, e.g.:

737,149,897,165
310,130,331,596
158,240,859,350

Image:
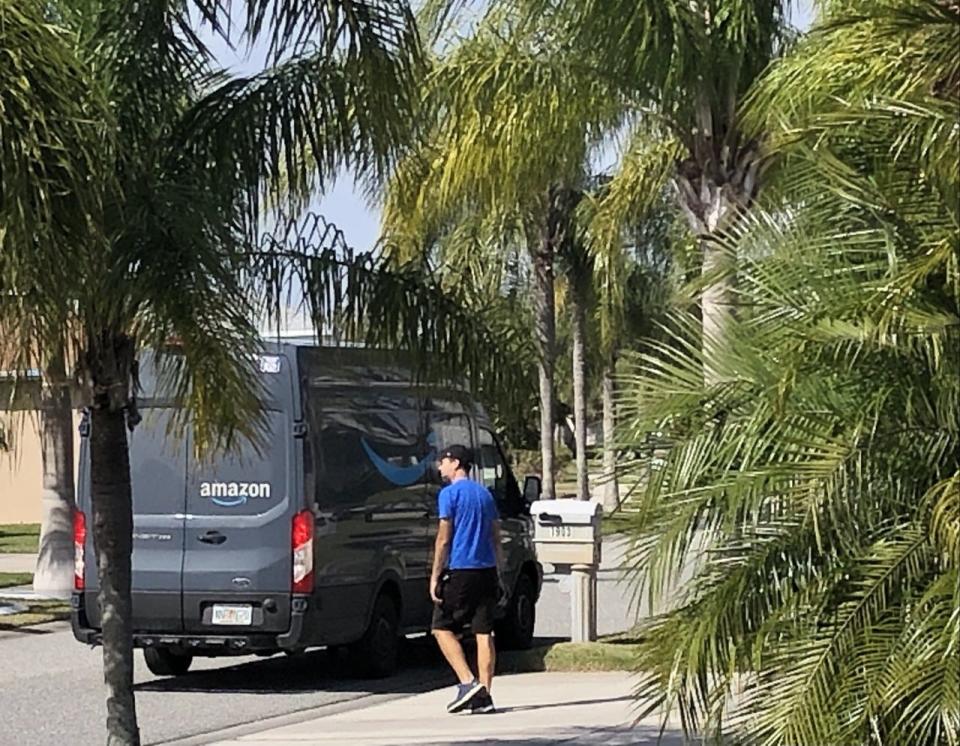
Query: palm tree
588,187,680,511
442,1,790,383
0,2,99,599
378,210,541,448
614,2,959,742
1,2,510,743
559,209,592,502
33,351,77,596
382,14,623,500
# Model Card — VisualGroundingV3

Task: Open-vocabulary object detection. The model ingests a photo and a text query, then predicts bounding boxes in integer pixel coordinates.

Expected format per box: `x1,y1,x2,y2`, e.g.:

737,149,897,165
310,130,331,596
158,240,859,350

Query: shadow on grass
0,523,40,554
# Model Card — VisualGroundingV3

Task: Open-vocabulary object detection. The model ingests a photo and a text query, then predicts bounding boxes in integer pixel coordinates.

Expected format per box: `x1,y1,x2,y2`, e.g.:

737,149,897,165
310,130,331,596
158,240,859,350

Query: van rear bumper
70,593,309,654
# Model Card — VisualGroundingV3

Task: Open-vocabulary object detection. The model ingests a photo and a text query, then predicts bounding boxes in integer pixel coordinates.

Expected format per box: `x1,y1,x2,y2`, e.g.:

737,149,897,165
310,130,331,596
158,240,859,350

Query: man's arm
430,518,452,604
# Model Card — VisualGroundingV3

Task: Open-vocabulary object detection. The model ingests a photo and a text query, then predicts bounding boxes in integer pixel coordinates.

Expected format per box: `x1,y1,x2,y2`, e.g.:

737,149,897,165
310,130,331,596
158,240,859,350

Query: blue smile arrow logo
361,432,437,486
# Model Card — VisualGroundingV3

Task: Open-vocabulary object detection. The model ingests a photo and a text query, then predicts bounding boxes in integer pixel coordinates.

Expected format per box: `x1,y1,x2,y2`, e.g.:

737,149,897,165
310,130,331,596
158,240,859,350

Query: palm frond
248,213,536,425
614,4,959,733
177,39,420,217
242,0,422,66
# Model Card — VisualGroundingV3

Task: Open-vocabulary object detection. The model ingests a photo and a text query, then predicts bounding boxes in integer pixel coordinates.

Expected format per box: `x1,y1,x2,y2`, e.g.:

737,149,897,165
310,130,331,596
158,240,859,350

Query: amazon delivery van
70,342,543,677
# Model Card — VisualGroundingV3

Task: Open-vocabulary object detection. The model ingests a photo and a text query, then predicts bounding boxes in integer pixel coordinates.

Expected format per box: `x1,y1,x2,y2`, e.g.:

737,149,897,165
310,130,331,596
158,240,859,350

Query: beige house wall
0,412,81,525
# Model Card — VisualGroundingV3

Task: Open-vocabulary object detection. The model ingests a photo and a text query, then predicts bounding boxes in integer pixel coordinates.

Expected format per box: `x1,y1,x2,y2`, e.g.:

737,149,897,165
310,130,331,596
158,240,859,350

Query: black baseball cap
438,444,473,468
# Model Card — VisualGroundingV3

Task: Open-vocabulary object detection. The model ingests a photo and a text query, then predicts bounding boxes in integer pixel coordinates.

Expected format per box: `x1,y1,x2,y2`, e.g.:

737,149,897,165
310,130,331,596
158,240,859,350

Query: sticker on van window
258,355,282,374
361,431,437,487
200,481,272,507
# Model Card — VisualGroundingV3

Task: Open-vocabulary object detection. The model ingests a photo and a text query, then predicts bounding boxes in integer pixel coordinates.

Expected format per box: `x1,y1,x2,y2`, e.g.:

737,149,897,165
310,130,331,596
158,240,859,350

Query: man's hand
431,519,452,606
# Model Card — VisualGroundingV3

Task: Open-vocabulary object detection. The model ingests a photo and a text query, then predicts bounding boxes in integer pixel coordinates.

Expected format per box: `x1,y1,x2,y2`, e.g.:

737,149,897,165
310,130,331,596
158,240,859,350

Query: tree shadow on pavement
135,634,585,696
496,694,634,713
362,725,688,746
136,636,449,695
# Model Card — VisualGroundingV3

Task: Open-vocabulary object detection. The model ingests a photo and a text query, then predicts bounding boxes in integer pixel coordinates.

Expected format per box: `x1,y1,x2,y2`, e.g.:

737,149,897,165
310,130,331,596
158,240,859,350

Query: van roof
259,329,364,347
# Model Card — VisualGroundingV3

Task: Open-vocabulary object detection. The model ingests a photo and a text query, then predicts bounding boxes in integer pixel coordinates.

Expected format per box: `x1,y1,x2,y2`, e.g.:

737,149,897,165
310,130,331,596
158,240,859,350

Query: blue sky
206,1,817,253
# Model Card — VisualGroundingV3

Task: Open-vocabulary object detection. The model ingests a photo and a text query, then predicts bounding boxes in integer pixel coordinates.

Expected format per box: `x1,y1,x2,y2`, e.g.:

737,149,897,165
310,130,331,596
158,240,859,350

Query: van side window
311,402,427,507
477,428,524,516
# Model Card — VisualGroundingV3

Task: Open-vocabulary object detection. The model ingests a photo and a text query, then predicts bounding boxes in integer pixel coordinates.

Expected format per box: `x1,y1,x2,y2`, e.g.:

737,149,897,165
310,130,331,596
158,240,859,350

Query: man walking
430,444,503,714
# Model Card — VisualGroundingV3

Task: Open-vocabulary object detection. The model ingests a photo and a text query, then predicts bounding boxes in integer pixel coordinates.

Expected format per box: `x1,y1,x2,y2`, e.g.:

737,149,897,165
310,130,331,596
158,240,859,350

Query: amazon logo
199,480,271,507
361,431,437,486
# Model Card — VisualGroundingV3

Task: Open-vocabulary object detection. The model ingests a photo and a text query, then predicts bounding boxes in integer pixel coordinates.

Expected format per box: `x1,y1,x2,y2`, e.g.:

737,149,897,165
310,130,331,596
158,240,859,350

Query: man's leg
476,633,496,692
472,570,499,693
432,629,474,684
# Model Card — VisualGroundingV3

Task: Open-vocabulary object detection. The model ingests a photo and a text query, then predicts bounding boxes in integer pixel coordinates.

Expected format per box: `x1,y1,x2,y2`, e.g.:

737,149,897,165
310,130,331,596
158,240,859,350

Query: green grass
0,523,40,553
0,572,33,589
499,634,642,674
0,600,71,629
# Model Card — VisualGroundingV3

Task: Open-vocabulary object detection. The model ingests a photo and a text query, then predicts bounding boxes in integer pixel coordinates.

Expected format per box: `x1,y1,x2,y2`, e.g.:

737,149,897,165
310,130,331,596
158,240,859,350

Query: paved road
0,537,639,746
0,624,455,746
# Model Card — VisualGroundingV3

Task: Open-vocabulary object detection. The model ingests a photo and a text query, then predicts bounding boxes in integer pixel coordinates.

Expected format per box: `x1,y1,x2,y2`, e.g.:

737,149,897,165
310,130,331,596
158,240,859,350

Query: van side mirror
523,475,541,505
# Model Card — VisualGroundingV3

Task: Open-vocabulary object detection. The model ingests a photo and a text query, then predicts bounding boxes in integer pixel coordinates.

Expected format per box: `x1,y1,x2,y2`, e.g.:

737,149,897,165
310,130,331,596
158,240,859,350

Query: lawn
499,633,643,674
0,572,33,589
0,523,40,553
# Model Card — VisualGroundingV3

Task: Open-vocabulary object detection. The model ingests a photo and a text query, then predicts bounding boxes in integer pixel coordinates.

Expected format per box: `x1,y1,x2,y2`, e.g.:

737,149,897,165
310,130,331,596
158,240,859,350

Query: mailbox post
529,500,602,642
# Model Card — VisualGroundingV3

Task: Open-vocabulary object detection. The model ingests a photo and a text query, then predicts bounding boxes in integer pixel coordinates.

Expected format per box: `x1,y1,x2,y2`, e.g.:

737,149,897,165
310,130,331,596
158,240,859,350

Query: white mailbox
529,499,602,566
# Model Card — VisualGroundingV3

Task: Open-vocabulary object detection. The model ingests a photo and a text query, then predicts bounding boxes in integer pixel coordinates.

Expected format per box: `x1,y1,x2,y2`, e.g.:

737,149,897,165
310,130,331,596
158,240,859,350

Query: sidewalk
0,553,36,574
210,672,687,746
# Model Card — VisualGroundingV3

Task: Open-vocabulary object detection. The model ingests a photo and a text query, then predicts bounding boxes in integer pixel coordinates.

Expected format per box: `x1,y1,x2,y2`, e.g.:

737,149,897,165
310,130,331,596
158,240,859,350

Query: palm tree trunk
700,235,736,385
601,354,619,512
532,238,557,501
570,283,589,502
90,405,140,745
675,172,749,386
33,353,76,597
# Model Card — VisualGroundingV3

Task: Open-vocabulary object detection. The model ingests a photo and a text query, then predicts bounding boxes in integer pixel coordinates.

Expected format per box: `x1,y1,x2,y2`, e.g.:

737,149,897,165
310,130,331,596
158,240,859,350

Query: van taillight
73,510,86,591
292,510,314,594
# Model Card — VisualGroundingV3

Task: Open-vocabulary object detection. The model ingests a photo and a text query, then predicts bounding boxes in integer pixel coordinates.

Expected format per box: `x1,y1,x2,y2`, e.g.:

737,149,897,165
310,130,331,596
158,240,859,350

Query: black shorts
432,567,498,635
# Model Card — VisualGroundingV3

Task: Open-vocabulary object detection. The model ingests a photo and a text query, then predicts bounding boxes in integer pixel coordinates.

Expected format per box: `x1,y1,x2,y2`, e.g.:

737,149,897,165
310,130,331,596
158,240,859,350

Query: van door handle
197,531,226,545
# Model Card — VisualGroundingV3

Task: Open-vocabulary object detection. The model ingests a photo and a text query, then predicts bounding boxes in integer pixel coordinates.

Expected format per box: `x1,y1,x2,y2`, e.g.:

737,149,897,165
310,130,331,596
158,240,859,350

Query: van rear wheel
351,594,400,678
143,648,193,677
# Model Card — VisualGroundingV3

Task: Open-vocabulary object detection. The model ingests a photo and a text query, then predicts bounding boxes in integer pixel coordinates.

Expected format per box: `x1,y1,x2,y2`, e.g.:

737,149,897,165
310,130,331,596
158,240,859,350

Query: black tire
496,572,536,650
143,648,193,677
351,594,400,678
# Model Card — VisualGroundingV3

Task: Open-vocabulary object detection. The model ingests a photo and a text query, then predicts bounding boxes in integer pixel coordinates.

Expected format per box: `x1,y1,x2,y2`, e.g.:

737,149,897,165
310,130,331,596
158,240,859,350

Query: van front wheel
351,594,400,678
143,648,193,677
496,573,536,650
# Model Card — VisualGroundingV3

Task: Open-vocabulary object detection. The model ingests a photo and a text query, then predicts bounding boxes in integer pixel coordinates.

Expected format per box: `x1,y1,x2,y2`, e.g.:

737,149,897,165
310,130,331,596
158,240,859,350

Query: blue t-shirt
438,478,499,570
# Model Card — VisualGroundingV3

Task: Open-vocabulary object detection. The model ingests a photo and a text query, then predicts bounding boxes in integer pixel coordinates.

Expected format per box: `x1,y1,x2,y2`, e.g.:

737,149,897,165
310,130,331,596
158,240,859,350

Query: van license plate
211,604,253,626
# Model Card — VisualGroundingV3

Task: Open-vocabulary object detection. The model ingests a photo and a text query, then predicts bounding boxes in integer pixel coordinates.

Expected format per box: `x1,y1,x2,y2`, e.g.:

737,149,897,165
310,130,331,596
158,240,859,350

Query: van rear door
181,406,296,634
81,407,188,632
